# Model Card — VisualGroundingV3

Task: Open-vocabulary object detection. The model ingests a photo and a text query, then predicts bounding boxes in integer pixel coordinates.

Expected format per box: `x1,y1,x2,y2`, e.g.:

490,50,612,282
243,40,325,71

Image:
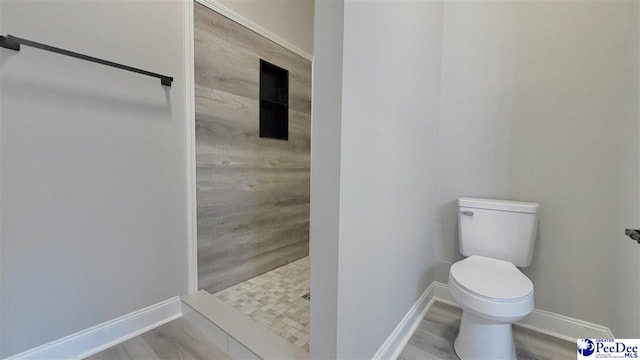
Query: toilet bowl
449,255,534,360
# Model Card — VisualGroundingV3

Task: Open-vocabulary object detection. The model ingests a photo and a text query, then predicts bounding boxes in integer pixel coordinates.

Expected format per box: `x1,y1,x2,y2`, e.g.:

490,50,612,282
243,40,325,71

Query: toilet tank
458,197,539,267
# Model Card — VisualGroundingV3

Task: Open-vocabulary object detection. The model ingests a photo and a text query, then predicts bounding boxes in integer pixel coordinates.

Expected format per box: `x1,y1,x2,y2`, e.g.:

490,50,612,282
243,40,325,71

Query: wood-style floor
399,301,576,360
87,299,576,360
85,316,230,360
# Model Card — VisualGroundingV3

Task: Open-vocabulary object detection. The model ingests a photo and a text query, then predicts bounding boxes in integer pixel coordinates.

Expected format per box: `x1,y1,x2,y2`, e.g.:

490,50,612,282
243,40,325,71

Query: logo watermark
578,339,639,359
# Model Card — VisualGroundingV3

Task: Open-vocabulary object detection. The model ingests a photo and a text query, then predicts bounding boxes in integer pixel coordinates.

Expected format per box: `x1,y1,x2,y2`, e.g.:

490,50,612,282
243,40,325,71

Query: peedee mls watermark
578,339,640,359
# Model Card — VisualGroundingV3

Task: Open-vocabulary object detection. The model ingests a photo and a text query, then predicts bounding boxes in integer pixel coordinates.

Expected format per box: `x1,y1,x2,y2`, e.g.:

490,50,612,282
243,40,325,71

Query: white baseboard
373,281,614,359
426,282,614,341
517,307,614,342
4,297,182,360
372,282,440,360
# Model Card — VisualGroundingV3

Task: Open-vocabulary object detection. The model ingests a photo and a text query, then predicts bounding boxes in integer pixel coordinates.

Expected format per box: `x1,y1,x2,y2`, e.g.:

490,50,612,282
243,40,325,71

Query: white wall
314,0,639,353
311,0,443,357
436,0,639,336
214,0,314,55
309,0,343,357
0,0,189,356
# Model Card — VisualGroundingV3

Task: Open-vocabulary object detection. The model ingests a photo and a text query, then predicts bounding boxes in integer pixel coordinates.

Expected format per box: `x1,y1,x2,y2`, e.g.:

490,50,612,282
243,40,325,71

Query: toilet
449,197,539,360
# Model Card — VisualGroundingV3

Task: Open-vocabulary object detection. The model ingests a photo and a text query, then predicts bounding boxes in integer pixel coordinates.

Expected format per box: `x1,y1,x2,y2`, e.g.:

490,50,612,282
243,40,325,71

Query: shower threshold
182,291,307,359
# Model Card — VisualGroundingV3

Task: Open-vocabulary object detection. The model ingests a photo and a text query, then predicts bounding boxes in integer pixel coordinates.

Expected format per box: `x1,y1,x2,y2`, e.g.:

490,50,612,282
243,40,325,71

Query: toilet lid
450,255,533,301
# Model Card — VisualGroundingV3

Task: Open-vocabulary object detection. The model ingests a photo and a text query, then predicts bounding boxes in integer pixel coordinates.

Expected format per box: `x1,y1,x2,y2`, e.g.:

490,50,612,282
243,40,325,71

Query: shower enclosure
193,2,312,351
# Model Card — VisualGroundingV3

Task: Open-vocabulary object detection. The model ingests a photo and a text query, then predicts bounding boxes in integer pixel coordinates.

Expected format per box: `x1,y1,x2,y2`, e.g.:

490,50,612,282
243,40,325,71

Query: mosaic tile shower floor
214,256,310,352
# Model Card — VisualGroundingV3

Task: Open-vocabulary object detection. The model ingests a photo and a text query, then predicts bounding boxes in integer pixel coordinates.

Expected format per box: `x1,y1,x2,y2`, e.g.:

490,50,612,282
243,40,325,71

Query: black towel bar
0,34,173,87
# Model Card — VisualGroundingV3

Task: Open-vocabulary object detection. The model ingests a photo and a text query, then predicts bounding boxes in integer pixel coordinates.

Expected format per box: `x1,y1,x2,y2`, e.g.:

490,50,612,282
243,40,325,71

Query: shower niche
259,59,289,140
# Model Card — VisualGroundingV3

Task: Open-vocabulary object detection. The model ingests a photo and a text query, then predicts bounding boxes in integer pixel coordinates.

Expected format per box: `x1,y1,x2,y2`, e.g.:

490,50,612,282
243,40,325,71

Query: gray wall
215,0,314,55
435,0,639,336
195,4,311,294
0,1,189,356
311,0,444,357
309,0,344,356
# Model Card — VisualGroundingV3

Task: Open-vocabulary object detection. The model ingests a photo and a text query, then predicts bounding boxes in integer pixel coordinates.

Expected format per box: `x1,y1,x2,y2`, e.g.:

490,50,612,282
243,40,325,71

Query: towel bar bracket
625,229,640,244
0,35,20,51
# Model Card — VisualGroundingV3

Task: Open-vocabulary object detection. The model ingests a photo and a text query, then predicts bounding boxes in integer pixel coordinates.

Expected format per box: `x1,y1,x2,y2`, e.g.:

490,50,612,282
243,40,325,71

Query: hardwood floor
88,298,577,360
398,301,576,360
85,316,230,360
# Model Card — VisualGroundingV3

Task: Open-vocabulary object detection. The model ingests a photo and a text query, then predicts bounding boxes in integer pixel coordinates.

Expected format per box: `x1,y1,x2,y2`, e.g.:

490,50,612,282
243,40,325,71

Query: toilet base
454,311,516,360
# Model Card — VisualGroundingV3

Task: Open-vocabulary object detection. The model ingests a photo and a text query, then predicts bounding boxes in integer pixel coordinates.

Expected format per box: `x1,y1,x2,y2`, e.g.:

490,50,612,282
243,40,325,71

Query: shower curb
182,290,308,360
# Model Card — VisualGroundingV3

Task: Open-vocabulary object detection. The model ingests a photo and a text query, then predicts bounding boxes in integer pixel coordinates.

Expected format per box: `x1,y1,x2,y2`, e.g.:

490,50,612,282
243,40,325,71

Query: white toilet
449,197,539,360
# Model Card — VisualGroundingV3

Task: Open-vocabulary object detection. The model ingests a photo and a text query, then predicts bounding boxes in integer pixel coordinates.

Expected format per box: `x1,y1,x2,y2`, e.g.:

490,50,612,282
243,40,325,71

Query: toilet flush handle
460,210,474,216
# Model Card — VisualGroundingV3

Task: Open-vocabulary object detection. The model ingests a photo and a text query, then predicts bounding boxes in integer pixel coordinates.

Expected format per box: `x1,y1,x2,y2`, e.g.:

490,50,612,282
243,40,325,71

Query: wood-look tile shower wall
195,3,311,293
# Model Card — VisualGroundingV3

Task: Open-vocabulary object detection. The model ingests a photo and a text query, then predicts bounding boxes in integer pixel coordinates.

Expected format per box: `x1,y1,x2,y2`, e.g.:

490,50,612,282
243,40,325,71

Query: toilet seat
449,255,534,321
450,255,533,301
